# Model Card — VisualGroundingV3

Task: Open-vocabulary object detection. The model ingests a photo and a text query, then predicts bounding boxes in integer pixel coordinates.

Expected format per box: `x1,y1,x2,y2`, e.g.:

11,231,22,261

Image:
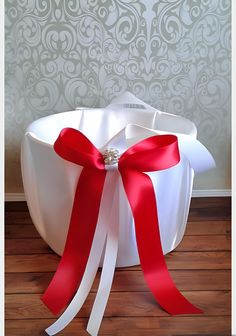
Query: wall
5,0,231,193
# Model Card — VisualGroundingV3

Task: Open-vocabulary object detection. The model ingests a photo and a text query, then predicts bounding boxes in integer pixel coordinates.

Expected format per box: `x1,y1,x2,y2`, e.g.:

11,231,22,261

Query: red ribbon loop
42,128,202,316
54,128,105,169
119,134,180,171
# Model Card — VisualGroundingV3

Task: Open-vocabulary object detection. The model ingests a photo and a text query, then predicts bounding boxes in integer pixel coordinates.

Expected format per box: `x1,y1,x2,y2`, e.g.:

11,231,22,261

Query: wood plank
5,251,230,273
5,224,39,239
185,220,230,235
163,251,231,270
5,198,231,224
5,234,231,255
175,235,231,251
188,206,231,221
5,202,28,212
189,197,231,208
5,197,231,213
5,269,231,294
5,254,60,272
6,215,230,236
5,316,231,336
5,221,231,240
5,239,52,254
5,291,231,319
5,212,33,225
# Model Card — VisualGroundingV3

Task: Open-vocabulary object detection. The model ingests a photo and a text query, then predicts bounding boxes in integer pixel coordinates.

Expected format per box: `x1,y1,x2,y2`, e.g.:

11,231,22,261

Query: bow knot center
102,148,119,166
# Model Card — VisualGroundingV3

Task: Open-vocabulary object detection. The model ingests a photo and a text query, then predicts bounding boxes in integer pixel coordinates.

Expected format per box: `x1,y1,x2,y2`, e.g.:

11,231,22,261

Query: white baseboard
191,189,231,197
5,189,231,201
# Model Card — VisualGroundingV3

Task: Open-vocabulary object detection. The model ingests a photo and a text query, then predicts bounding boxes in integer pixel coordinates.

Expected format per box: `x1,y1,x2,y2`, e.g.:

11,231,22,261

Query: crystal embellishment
103,148,119,165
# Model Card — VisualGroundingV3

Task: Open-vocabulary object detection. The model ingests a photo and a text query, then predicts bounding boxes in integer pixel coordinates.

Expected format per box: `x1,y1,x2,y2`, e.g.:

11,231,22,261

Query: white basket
21,92,214,267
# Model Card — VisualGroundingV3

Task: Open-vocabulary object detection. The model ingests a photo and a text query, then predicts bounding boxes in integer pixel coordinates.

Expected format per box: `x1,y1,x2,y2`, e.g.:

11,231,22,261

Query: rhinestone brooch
103,148,119,165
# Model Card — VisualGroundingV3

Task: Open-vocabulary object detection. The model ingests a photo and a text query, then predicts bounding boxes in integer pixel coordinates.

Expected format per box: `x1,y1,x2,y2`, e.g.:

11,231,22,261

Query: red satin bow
41,127,202,315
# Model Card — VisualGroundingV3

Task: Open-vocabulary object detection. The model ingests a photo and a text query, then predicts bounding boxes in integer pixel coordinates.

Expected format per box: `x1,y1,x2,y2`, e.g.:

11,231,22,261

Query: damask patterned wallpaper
5,0,231,193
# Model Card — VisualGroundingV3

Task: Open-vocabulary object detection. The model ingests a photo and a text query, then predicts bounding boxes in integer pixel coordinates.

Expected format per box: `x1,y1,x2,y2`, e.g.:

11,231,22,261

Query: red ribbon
41,127,202,315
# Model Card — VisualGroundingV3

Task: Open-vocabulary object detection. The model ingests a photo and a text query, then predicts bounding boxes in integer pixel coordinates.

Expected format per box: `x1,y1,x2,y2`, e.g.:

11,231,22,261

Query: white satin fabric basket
21,92,215,268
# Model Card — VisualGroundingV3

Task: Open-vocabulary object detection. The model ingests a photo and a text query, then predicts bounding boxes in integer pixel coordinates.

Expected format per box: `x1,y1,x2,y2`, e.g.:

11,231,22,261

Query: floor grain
5,197,231,335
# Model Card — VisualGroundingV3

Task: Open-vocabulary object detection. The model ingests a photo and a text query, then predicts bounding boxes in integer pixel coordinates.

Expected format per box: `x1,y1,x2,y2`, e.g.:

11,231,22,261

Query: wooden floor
5,197,231,336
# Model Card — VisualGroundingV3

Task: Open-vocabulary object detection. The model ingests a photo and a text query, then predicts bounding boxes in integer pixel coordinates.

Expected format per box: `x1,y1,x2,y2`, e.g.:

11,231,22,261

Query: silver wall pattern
5,0,231,192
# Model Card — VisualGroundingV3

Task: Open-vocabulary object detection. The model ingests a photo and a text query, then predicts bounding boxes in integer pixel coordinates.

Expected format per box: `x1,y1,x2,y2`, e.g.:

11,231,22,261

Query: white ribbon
87,175,120,335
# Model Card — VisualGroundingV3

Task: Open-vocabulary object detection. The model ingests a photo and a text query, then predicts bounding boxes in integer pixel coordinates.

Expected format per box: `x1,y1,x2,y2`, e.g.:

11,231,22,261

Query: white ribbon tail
45,172,117,335
86,175,120,336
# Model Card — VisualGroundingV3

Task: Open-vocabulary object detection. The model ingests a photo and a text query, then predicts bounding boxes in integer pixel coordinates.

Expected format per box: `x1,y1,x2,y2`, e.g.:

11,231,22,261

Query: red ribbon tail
41,168,106,315
121,169,203,315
